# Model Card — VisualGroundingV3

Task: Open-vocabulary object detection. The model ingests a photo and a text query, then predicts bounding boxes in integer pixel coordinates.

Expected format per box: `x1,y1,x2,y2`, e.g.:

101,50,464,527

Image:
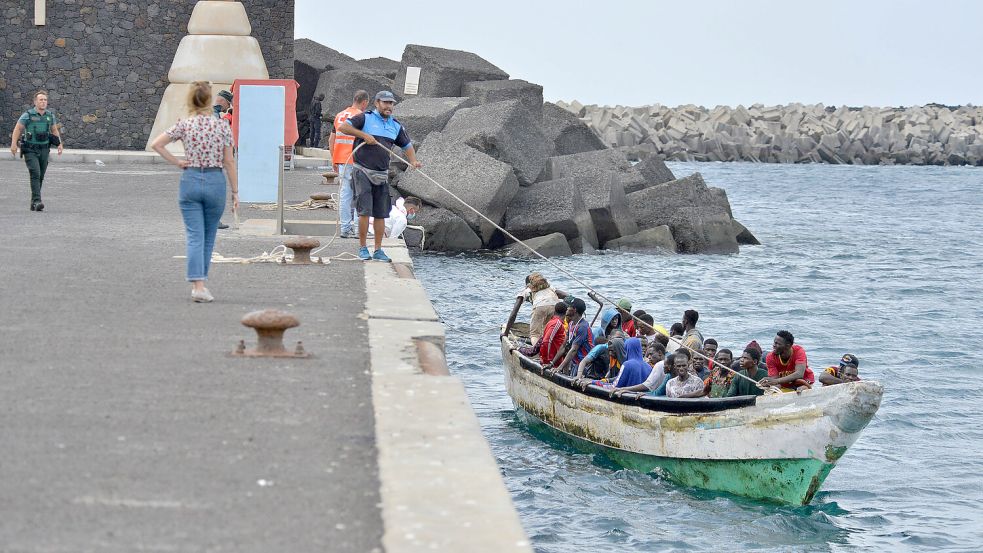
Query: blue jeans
179,168,227,281
338,163,355,234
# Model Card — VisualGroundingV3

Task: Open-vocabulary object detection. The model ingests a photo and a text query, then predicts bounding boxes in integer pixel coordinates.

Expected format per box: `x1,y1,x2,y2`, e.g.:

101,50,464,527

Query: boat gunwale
505,335,758,414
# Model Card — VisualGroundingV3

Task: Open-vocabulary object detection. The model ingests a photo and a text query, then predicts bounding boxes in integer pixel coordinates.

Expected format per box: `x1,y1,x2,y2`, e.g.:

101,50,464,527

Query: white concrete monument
145,0,270,152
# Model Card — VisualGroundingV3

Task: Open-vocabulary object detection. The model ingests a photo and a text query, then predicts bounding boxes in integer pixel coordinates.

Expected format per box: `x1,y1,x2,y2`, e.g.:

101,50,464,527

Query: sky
294,0,983,108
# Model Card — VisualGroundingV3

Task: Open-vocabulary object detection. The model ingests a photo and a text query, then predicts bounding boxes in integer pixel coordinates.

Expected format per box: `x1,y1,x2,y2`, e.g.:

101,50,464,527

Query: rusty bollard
283,236,320,265
310,193,332,202
232,309,311,358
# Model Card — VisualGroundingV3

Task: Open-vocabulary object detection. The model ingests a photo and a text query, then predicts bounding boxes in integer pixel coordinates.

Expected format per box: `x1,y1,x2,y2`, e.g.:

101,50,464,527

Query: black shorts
354,169,391,219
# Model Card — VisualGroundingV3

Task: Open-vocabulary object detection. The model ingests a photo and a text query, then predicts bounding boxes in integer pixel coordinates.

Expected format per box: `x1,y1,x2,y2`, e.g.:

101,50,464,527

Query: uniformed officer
9,90,63,211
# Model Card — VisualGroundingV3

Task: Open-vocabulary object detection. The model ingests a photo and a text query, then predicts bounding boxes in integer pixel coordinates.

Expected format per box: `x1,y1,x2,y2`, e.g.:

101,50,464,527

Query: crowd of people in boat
503,273,862,399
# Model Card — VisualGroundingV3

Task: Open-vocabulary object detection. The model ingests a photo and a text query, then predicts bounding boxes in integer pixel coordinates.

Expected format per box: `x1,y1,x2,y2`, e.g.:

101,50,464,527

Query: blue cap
375,90,397,103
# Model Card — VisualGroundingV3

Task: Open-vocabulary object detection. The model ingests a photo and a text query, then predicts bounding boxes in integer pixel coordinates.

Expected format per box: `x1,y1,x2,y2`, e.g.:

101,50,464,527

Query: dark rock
461,79,543,118
504,177,598,249
442,99,548,186
541,147,632,181
577,172,638,245
542,102,607,156
504,232,572,258
314,69,397,122
403,207,482,251
393,96,475,145
634,154,676,187
293,38,364,112
394,44,509,97
396,132,519,244
627,172,740,254
358,56,400,79
733,219,761,245
604,226,676,253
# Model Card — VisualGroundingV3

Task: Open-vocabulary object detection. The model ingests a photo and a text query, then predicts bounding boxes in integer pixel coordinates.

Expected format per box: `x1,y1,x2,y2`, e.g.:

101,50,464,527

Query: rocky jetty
560,101,983,166
295,40,757,255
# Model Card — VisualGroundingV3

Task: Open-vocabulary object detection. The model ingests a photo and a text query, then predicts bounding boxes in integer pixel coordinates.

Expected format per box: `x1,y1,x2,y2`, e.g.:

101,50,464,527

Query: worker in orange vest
328,89,370,238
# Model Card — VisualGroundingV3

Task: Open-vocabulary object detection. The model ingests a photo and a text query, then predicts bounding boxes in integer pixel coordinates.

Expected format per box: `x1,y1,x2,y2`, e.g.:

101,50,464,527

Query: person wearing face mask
384,196,422,239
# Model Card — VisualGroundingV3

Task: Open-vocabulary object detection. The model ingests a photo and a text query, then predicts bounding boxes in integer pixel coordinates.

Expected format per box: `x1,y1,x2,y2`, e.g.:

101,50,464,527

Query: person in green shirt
10,90,63,211
726,347,768,397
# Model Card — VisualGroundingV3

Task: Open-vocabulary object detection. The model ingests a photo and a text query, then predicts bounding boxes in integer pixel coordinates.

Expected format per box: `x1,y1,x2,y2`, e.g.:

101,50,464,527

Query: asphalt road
0,159,383,552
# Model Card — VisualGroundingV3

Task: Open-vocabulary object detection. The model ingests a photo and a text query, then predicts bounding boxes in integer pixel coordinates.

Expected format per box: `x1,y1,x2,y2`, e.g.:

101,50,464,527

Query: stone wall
0,0,293,150
562,101,983,166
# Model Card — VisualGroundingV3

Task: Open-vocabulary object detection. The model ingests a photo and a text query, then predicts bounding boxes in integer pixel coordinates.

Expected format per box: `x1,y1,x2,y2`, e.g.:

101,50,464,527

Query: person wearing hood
612,338,652,389
593,308,622,341
575,335,627,385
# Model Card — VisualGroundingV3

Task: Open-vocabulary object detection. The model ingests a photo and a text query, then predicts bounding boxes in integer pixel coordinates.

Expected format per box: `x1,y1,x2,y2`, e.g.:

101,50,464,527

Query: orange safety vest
332,106,362,165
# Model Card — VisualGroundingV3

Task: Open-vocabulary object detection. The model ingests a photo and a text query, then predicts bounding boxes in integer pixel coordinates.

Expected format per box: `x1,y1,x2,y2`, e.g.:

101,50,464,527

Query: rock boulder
314,69,397,121
542,102,608,157
396,132,519,244
294,39,366,111
358,56,401,79
461,79,544,118
504,232,572,258
603,226,676,253
442,100,549,186
403,207,483,251
504,177,599,250
395,44,509,97
393,96,475,145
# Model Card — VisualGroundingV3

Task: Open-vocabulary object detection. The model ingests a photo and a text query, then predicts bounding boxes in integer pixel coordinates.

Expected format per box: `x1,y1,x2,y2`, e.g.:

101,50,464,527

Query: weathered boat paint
501,337,883,504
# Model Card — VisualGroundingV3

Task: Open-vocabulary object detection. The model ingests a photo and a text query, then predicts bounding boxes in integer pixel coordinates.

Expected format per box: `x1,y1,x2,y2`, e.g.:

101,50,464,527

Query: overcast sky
294,0,982,108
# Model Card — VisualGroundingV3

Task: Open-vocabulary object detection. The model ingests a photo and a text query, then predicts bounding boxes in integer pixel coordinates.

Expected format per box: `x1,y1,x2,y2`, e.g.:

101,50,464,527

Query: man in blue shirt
338,91,422,262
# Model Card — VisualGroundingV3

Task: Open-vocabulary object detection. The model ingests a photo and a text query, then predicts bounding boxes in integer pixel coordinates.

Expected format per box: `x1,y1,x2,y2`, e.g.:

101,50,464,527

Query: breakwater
559,101,983,166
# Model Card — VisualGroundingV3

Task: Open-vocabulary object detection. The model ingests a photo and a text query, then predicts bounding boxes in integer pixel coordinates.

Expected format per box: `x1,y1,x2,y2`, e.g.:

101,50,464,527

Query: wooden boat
500,324,883,505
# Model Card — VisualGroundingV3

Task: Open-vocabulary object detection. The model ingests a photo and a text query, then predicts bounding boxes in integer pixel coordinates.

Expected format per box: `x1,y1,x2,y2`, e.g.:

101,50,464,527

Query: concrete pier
0,156,530,552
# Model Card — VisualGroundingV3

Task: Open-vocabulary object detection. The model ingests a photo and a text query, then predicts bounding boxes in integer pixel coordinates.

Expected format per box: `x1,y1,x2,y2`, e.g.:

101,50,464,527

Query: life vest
23,108,55,147
332,106,362,165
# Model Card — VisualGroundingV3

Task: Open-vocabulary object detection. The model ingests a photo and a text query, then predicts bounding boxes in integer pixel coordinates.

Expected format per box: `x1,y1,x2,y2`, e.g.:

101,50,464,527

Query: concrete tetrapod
234,310,310,358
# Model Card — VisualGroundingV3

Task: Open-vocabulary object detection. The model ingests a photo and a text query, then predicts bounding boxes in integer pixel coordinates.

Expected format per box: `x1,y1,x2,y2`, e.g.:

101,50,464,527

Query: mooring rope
380,145,779,394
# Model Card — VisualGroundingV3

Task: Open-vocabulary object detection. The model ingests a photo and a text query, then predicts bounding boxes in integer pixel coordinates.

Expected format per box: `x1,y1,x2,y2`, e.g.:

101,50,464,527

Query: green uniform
18,107,57,205
726,367,768,397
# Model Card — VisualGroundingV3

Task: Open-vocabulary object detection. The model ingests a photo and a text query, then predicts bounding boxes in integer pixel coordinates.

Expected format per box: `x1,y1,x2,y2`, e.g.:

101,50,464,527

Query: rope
251,195,338,211
379,145,780,394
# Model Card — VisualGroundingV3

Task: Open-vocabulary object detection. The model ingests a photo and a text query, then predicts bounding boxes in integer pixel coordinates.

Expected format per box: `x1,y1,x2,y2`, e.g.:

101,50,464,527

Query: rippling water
412,162,983,552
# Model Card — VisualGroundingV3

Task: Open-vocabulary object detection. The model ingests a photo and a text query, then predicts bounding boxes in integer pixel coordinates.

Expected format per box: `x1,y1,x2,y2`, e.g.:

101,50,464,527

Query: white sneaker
191,288,214,303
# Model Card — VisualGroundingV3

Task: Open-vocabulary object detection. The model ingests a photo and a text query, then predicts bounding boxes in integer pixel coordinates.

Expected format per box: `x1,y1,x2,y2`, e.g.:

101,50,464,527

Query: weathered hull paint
501,338,883,505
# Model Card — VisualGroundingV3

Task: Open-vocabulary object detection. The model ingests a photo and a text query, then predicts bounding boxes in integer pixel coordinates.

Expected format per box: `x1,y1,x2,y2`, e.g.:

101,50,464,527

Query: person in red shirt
616,298,636,337
539,301,569,363
762,330,815,392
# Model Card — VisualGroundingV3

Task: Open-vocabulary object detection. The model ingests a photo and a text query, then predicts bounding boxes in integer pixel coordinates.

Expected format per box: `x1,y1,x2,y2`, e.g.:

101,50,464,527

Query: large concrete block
358,57,401,79
403,207,482,252
461,79,543,118
635,154,676,187
542,147,632,181
442,100,549,186
627,172,739,254
396,132,519,244
603,226,676,253
314,70,397,122
187,1,251,36
393,97,475,145
542,102,608,157
167,35,268,84
733,219,761,245
503,233,573,258
294,39,365,111
503,177,599,249
394,44,509,97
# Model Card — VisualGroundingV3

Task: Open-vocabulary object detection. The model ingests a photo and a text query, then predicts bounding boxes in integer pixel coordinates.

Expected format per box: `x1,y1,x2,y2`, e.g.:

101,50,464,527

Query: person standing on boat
615,298,636,336
545,297,593,376
818,354,861,385
680,309,704,352
665,350,706,398
761,330,815,392
503,273,567,343
726,348,769,397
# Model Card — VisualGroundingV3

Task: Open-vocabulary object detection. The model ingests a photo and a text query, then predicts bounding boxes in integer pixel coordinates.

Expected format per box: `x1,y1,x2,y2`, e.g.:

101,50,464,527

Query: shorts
354,168,391,219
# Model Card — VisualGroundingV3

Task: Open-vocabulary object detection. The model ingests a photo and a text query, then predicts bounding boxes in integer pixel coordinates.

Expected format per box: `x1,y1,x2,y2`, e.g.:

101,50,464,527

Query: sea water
412,162,983,552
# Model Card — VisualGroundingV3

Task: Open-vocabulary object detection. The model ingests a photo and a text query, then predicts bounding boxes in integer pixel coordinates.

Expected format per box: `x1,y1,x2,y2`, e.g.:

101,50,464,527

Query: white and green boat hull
502,338,882,505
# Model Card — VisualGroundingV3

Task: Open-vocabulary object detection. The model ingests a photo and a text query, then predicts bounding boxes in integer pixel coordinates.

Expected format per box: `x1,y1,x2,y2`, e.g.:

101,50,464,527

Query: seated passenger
726,347,769,397
593,308,622,341
612,338,652,388
575,335,624,383
761,330,816,392
615,298,636,336
691,348,712,380
705,348,734,398
613,343,667,398
666,322,685,352
537,301,569,363
635,313,657,352
665,350,706,398
702,338,719,360
544,298,593,376
819,353,861,386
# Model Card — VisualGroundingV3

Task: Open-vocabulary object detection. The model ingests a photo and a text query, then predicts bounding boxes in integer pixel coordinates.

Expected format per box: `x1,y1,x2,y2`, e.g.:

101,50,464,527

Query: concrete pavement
0,158,530,552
